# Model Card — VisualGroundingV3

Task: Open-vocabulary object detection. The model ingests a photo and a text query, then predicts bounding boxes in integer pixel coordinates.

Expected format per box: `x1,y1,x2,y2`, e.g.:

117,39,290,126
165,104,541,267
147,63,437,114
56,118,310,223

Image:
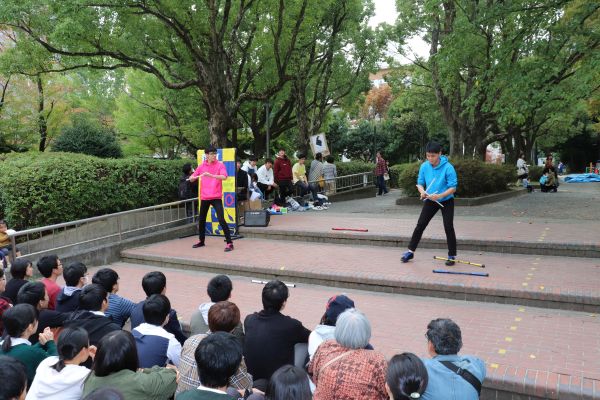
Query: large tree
393,0,600,159
0,0,379,149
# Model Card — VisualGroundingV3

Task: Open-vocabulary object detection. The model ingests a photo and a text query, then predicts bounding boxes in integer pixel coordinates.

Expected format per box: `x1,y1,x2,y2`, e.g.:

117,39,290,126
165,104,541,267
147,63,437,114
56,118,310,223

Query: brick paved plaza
95,182,600,399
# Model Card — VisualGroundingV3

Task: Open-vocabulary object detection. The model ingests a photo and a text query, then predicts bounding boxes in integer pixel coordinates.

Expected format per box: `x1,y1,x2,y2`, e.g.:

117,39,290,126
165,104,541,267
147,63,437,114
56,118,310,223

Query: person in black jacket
243,280,311,388
16,281,70,344
63,284,120,346
3,259,33,304
56,262,88,312
180,163,199,223
236,158,249,202
129,271,187,345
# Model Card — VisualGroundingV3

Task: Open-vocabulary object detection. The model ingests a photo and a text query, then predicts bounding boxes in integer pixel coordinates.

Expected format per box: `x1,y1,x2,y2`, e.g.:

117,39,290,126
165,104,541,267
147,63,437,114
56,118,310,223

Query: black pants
408,197,456,256
276,180,294,205
198,199,232,244
257,182,275,199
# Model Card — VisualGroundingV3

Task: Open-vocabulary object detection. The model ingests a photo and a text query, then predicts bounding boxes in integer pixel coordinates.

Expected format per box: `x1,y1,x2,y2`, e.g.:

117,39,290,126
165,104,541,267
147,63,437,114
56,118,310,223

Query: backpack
178,178,190,200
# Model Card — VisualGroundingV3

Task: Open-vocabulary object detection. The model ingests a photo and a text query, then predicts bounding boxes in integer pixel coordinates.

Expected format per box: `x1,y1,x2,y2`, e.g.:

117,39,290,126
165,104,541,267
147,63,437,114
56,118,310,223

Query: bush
0,152,189,229
397,159,514,198
336,160,375,176
389,163,414,188
528,166,544,182
52,120,123,158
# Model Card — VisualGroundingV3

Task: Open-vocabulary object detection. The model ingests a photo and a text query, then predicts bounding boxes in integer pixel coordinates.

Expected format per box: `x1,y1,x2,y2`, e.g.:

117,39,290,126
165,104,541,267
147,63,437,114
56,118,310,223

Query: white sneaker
313,206,324,211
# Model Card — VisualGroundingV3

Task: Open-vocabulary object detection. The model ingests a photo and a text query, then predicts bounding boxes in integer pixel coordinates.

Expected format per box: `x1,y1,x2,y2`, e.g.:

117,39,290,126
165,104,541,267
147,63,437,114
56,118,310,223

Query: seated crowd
238,150,335,211
1,260,486,400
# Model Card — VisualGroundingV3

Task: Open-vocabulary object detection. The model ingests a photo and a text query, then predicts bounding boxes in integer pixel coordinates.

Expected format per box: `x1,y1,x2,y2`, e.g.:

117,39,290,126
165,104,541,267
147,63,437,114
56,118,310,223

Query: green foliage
52,119,123,158
389,163,414,188
0,152,189,229
336,160,375,177
397,160,514,198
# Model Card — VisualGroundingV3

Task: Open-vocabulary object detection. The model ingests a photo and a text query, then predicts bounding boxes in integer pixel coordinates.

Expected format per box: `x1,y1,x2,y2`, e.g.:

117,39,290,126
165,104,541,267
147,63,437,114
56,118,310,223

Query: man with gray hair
422,318,485,399
309,308,388,399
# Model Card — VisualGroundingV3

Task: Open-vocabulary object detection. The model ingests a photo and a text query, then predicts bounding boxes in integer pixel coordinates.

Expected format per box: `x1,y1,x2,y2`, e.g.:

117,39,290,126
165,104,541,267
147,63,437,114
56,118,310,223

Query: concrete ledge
396,188,527,207
239,228,600,258
119,251,600,313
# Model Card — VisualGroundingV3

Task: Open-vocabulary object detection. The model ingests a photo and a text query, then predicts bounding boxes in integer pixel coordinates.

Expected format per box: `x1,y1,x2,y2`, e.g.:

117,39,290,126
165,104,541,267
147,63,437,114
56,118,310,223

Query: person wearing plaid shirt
176,302,253,396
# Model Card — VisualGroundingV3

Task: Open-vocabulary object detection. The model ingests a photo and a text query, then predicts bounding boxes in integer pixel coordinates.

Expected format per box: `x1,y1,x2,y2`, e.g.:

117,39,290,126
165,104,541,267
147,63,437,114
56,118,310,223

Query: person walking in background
375,152,389,196
188,146,234,252
401,142,458,266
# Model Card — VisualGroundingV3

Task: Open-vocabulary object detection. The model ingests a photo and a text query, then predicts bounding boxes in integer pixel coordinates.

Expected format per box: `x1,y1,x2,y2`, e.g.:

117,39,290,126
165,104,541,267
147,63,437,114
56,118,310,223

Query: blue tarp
563,173,600,183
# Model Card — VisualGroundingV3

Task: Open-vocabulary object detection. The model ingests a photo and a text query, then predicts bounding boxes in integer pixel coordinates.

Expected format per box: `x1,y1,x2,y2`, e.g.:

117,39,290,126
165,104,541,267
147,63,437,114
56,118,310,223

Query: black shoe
192,241,205,248
445,256,456,266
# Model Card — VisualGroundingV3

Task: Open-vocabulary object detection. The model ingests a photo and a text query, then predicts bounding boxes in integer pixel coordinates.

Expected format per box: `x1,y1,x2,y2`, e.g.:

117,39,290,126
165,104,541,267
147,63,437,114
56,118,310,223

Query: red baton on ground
331,227,369,232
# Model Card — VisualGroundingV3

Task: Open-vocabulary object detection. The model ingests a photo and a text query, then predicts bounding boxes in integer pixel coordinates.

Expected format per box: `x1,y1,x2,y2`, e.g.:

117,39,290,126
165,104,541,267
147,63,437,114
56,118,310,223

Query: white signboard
309,133,330,157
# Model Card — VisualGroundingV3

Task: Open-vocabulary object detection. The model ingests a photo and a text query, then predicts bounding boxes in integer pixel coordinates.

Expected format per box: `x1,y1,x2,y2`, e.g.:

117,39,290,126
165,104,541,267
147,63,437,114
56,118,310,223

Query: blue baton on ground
433,269,489,277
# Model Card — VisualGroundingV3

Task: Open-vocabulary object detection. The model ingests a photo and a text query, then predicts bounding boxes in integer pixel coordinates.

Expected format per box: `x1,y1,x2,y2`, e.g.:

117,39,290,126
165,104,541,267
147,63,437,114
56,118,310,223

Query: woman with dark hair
386,353,428,400
266,365,312,400
82,330,177,400
0,304,57,387
0,355,28,400
3,259,34,304
27,328,95,399
0,267,11,332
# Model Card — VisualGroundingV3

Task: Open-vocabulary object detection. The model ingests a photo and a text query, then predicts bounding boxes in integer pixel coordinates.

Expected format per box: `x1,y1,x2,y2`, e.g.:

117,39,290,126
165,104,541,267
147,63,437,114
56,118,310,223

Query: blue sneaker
401,251,414,263
445,256,456,266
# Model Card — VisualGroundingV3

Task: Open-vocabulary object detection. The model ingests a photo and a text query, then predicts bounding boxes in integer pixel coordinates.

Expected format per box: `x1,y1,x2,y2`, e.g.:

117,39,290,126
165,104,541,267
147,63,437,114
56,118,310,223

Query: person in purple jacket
189,146,234,252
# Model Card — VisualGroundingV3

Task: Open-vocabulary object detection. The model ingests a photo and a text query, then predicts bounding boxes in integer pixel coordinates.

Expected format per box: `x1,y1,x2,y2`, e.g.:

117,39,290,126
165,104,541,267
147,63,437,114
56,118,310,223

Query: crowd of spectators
1,260,485,399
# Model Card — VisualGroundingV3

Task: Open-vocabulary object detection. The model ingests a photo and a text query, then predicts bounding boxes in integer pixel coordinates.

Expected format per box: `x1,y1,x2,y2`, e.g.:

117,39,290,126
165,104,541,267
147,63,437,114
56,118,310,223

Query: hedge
398,159,514,198
0,153,190,230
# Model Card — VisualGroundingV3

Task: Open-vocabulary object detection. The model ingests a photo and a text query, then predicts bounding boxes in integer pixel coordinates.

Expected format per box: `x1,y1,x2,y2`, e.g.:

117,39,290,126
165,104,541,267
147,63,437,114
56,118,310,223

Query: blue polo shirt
422,354,486,400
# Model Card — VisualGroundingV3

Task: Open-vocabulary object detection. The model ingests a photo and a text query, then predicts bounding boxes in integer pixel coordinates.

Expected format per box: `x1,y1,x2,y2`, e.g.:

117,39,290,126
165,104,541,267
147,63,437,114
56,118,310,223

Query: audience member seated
82,330,177,400
133,294,181,368
0,268,10,332
309,152,325,191
190,275,243,340
177,332,244,400
0,219,21,264
56,262,88,313
27,327,96,400
0,355,28,400
308,294,355,361
17,282,68,344
541,156,559,193
386,352,428,400
92,268,136,328
36,255,63,310
237,157,250,202
323,155,337,195
244,280,311,386
3,258,33,304
242,155,259,176
249,173,264,200
309,308,387,400
82,387,125,400
63,284,120,347
292,154,323,208
265,365,312,400
178,301,253,396
257,159,278,200
130,271,187,345
421,318,485,400
0,303,57,387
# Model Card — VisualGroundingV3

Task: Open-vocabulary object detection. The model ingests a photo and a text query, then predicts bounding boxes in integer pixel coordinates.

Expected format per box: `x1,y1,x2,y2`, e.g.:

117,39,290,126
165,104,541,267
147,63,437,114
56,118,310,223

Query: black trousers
276,180,294,205
408,197,456,256
198,199,232,244
257,182,275,198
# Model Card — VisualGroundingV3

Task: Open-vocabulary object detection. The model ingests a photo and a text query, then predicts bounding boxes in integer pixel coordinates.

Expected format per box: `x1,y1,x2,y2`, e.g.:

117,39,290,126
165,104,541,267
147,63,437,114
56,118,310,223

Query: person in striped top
92,268,136,328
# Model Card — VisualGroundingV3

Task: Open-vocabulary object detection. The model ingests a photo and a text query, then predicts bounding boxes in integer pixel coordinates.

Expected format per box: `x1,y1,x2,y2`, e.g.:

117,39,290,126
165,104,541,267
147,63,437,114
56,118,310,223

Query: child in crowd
0,303,57,387
27,328,96,400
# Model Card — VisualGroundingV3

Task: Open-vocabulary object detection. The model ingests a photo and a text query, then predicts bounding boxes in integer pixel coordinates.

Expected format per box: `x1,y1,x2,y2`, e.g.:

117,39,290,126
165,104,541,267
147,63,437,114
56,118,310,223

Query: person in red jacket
273,149,294,205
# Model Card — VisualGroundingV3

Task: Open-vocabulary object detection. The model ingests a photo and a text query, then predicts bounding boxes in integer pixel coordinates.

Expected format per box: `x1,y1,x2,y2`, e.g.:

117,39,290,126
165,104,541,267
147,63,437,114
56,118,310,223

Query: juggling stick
251,279,296,288
331,228,369,232
433,269,489,277
433,256,485,268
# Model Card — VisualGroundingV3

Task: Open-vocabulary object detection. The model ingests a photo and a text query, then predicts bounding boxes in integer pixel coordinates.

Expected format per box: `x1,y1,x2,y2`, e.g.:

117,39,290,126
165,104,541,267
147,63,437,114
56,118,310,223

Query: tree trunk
37,75,48,152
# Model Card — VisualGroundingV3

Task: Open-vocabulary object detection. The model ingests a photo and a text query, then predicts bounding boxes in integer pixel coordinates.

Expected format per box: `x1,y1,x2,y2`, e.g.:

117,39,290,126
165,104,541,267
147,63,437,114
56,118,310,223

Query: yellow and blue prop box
196,148,238,236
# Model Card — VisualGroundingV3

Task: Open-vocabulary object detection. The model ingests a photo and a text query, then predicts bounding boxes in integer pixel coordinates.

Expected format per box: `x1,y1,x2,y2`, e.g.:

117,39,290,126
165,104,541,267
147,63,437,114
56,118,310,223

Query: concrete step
120,237,600,312
239,213,600,258
101,261,600,400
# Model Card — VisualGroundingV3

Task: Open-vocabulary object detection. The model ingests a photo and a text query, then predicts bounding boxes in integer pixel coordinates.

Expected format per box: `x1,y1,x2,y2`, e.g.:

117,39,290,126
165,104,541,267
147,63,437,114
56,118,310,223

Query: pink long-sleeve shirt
191,160,228,200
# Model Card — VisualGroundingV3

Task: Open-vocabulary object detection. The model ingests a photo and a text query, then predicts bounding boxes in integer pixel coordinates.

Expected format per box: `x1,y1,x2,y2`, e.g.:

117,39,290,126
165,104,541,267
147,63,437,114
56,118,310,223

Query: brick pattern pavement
121,237,600,310
97,262,600,398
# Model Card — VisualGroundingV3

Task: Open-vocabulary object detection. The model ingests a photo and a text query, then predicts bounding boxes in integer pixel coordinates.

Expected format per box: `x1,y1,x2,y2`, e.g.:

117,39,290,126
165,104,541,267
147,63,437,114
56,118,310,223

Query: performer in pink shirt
188,146,234,252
